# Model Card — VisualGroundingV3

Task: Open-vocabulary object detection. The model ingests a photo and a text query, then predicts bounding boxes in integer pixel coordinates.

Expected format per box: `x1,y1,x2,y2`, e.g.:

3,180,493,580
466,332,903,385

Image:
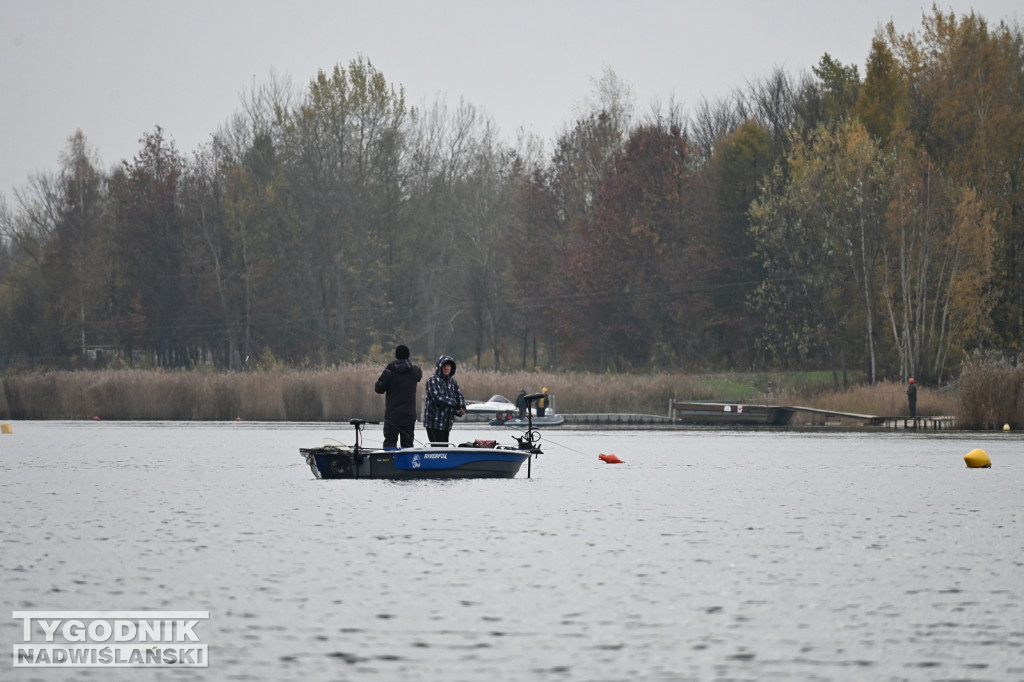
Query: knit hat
395,344,410,360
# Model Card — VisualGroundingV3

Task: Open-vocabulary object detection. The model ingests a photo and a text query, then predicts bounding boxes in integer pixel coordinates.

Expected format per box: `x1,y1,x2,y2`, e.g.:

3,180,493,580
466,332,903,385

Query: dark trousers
908,398,917,418
426,427,450,445
383,420,415,448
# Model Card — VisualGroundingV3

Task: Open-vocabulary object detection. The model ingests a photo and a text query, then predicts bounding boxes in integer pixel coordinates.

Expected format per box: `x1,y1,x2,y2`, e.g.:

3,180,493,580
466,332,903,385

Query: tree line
1,8,1021,386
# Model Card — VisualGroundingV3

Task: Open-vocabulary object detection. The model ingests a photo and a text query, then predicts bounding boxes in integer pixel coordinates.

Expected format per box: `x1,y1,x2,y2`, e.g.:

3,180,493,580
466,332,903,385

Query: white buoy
1004,423,1010,432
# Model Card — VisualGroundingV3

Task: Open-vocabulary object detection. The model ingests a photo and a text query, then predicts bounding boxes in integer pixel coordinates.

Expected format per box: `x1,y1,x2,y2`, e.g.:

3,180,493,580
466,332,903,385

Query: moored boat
463,394,520,422
464,392,564,427
669,401,795,426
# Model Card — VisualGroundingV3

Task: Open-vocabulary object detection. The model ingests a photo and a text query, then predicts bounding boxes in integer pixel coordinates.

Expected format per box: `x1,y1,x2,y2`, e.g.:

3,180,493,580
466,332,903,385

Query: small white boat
464,394,520,421
465,393,564,427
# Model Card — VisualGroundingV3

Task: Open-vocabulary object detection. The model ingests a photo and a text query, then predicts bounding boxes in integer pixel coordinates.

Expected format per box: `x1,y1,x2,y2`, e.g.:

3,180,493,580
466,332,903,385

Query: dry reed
810,379,957,419
0,363,1016,428
0,367,705,421
956,355,1024,429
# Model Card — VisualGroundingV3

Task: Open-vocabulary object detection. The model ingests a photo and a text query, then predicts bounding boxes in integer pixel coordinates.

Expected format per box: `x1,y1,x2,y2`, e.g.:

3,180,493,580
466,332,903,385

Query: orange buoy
599,453,624,464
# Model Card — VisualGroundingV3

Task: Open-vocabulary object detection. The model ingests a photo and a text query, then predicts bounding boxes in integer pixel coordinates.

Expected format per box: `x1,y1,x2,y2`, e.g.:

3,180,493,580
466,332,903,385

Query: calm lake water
2,421,1021,681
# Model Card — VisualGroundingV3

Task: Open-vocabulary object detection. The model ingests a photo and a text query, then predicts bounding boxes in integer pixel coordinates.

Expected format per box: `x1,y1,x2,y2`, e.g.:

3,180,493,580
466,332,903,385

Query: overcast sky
2,0,1021,200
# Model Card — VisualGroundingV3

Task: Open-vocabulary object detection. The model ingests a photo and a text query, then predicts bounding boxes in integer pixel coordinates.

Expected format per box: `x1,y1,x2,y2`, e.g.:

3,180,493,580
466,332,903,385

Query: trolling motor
514,393,547,479
348,419,379,477
514,393,545,453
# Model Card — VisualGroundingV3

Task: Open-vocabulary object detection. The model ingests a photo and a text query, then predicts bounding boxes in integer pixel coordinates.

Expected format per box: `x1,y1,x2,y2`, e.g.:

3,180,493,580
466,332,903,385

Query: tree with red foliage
560,122,709,368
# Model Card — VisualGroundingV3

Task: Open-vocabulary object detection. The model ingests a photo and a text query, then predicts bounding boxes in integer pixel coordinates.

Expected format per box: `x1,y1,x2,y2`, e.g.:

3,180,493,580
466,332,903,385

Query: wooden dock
562,413,673,426
785,406,884,426
460,401,958,429
667,400,957,429
881,416,957,430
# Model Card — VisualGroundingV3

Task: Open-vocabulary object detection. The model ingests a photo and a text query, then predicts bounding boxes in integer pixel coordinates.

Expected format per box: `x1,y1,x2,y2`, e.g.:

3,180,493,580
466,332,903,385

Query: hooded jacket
374,358,423,424
423,355,466,431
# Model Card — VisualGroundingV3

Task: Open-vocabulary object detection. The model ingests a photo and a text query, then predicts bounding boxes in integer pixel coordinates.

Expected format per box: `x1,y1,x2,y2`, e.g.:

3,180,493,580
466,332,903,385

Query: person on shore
906,377,917,419
537,387,550,417
423,355,466,444
374,344,423,448
515,389,528,418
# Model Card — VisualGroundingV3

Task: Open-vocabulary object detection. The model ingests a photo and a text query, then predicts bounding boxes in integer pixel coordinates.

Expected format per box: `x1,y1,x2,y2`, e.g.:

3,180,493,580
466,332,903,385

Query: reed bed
0,363,1019,428
0,367,700,421
955,355,1024,430
0,368,377,421
457,370,709,415
810,379,957,419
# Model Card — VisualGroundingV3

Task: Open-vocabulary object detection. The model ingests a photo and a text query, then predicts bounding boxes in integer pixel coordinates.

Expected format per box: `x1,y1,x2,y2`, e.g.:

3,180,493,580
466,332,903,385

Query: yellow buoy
1,422,11,434
964,448,991,468
1004,423,1010,432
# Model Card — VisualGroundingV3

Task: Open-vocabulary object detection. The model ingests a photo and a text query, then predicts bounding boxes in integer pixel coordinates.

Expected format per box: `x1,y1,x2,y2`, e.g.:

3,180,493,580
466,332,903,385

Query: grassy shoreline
2,365,1006,428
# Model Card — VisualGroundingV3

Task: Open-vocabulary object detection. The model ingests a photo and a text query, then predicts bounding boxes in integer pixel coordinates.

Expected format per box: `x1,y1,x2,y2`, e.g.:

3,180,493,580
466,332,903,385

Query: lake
2,421,1021,681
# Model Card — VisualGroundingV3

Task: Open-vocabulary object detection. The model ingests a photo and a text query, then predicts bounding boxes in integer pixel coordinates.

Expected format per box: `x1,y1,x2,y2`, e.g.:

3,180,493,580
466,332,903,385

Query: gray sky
2,0,1020,200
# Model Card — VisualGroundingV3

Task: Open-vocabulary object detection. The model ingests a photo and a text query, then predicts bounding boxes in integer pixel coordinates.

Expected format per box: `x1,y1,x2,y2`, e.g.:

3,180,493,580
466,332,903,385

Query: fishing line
506,429,593,458
471,417,594,458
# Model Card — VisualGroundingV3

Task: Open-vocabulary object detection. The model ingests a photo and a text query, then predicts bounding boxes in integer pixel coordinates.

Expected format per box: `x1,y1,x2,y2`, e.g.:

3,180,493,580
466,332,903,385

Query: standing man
906,377,917,420
515,389,528,418
374,345,423,449
537,387,549,417
423,355,466,444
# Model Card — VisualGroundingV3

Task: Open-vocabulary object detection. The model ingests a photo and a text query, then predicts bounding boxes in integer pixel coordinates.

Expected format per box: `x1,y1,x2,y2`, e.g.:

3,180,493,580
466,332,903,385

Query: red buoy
599,453,624,464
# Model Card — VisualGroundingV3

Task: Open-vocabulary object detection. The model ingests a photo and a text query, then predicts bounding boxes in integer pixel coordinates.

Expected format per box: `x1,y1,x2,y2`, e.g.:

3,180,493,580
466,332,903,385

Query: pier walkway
462,402,957,429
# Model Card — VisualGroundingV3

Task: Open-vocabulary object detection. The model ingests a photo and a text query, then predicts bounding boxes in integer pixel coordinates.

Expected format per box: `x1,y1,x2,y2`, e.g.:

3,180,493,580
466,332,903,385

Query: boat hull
301,445,532,480
669,402,795,426
491,414,565,427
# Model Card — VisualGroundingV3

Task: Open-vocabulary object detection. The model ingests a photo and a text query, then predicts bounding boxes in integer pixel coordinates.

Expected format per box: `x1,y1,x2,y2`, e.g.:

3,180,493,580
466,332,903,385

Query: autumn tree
879,150,995,381
561,121,704,368
887,9,1024,352
42,132,108,359
703,119,775,365
856,34,911,146
213,74,298,366
178,146,247,368
505,158,562,369
271,57,408,362
107,127,187,365
752,119,889,384
0,184,53,365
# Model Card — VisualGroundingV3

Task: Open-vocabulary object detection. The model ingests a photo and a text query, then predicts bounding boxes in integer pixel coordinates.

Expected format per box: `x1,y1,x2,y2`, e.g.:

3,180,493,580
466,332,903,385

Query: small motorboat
463,394,520,422
466,392,564,427
301,394,548,480
492,395,564,427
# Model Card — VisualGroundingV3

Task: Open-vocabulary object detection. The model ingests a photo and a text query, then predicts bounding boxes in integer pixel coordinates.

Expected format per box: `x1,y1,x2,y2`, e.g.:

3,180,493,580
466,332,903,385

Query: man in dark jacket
423,354,466,444
374,345,423,448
